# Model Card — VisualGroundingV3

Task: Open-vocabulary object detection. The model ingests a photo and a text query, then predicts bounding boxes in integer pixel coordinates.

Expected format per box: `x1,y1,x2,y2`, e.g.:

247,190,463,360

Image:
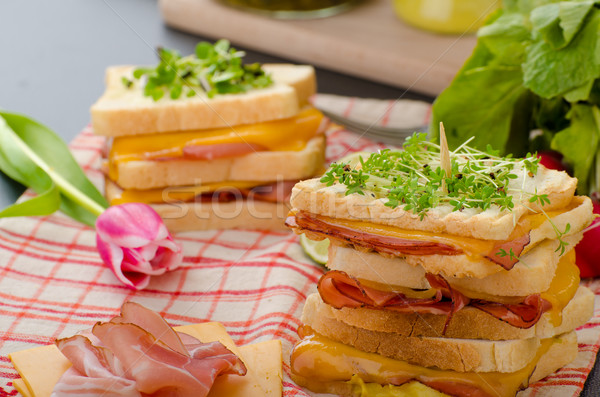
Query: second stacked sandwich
286,133,595,396
92,41,326,231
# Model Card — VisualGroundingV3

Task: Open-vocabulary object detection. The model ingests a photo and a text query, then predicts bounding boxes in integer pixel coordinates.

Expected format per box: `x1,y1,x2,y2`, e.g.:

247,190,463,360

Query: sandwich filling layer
317,250,578,330
108,180,298,206
108,107,326,181
290,326,574,397
286,195,584,269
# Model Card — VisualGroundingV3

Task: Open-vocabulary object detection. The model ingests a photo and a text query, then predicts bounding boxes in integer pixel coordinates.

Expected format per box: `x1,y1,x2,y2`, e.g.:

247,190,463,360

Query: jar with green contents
393,0,499,34
218,0,362,19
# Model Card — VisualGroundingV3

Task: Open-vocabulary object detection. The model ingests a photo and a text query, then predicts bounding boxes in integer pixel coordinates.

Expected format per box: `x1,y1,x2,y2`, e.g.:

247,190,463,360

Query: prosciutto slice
52,302,246,397
317,270,550,331
287,211,532,269
470,294,553,329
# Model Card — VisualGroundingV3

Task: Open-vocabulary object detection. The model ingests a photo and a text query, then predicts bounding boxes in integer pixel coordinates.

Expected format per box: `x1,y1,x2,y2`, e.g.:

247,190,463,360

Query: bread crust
91,64,316,137
290,331,578,396
290,166,579,240
305,286,594,341
327,236,579,295
112,135,326,190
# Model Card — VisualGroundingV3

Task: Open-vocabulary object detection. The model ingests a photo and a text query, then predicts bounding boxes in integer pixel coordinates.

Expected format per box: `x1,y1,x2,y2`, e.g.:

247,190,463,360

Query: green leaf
563,79,594,102
478,12,531,65
0,117,61,217
524,9,600,98
530,1,595,49
431,45,528,154
0,112,108,226
551,104,600,194
0,179,60,218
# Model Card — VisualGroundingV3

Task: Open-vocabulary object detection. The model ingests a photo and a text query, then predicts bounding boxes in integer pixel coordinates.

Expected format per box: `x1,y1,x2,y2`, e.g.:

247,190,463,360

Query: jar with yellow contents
393,0,500,34
218,0,362,19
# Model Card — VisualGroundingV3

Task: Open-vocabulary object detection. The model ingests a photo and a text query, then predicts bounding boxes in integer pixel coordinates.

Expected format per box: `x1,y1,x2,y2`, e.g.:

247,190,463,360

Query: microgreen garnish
124,40,273,100
321,133,541,220
496,248,518,261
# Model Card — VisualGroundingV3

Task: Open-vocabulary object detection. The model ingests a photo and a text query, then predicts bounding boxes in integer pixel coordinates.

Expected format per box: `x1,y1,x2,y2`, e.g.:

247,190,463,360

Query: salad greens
124,39,273,100
431,0,600,196
321,133,542,219
0,112,108,226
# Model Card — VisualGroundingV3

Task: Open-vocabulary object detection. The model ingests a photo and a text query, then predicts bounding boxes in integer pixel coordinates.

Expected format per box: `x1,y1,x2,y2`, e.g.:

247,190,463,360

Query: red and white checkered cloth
0,95,598,397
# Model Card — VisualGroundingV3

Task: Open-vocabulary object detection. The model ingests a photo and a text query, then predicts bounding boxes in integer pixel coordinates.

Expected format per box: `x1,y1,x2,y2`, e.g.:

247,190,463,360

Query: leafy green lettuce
431,0,600,195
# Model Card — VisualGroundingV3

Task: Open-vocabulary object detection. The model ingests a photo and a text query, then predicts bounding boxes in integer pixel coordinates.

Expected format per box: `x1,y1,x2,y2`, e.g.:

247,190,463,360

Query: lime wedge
300,234,330,266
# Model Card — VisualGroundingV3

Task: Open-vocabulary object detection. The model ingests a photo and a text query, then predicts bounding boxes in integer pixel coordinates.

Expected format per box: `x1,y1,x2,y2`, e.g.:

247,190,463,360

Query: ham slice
52,302,246,397
287,211,532,269
317,270,550,331
470,294,552,329
181,142,267,160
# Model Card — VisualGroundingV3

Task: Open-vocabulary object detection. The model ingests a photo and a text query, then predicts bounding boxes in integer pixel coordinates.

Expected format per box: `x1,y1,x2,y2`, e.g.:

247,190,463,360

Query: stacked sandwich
286,133,595,397
91,41,326,231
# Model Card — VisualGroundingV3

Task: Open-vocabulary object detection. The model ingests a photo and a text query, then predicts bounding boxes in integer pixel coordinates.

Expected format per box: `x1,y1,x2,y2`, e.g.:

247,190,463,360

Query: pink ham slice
181,142,267,161
286,211,533,270
52,302,246,397
317,270,550,332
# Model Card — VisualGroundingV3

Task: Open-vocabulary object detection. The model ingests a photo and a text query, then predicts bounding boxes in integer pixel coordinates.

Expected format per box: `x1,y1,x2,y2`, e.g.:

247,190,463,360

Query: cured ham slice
52,302,246,397
317,270,550,330
470,294,552,329
288,212,461,256
181,142,267,161
286,211,532,269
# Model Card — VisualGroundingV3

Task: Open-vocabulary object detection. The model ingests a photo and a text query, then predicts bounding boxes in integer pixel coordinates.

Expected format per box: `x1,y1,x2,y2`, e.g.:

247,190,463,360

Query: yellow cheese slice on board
9,322,282,397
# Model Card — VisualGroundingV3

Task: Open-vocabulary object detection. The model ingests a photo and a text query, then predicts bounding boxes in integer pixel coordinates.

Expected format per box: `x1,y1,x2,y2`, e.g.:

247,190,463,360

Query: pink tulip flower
95,203,183,289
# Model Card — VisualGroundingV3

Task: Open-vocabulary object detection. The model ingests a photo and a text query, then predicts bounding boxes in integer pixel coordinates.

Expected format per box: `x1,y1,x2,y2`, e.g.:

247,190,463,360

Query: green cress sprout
321,133,542,220
122,40,273,100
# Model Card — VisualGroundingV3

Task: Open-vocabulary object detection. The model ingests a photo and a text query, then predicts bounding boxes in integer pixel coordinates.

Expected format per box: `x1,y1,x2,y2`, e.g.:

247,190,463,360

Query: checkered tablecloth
0,95,598,397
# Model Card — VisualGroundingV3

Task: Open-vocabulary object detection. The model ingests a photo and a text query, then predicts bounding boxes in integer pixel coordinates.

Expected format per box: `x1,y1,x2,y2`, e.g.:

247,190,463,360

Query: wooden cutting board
159,0,477,96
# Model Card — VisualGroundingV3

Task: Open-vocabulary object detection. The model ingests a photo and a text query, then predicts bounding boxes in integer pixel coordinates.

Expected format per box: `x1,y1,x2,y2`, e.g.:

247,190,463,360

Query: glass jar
393,0,499,35
217,0,362,19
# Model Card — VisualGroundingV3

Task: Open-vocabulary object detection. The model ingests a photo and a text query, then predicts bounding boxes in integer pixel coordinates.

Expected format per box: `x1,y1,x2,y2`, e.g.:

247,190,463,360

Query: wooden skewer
439,122,451,194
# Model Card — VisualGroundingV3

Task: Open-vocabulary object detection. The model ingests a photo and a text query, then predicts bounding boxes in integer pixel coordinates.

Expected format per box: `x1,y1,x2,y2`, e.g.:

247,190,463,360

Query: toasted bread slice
290,165,579,241
327,235,579,294
109,135,325,190
305,285,594,341
302,294,577,373
289,330,578,396
91,64,316,137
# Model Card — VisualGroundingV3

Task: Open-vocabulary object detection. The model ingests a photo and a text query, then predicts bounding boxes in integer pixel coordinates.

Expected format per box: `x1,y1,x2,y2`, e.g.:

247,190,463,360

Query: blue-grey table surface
0,1,596,396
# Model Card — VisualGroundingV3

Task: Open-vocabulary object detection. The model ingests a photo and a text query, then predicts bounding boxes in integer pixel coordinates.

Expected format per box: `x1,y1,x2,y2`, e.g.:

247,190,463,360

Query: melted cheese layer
108,107,324,174
309,200,572,259
291,329,556,397
540,250,579,326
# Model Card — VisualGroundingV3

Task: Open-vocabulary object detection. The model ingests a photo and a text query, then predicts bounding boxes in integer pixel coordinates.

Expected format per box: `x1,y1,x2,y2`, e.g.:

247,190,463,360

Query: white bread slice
327,236,579,295
290,165,579,241
111,135,325,190
91,64,316,137
289,330,578,396
155,198,290,232
302,293,574,373
305,285,594,341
